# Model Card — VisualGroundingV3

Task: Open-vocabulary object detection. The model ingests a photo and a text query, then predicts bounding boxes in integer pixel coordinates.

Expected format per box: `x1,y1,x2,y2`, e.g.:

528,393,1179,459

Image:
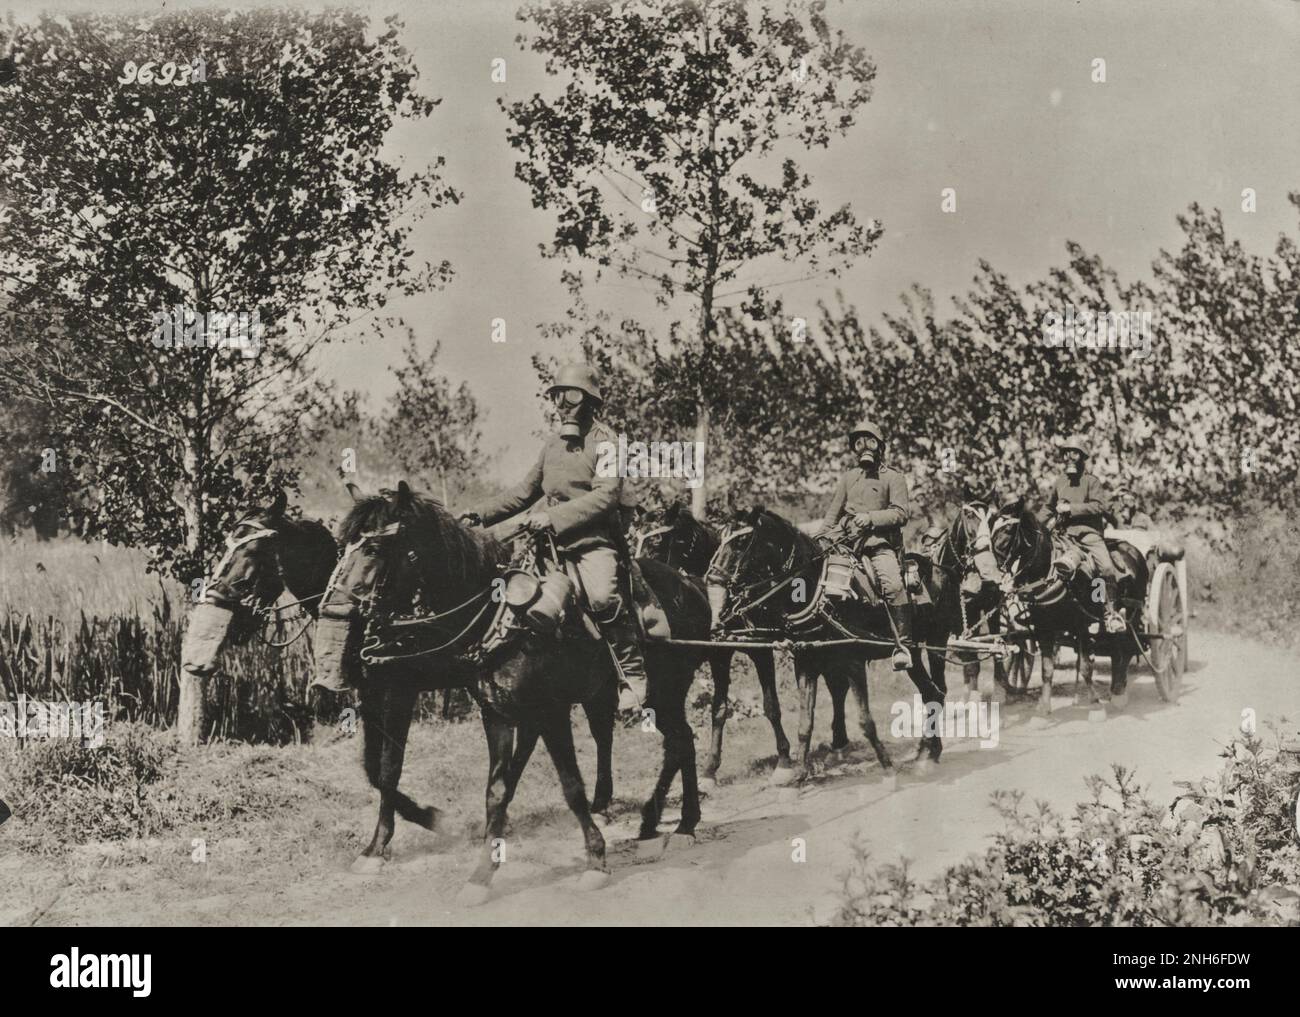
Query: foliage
832,729,1300,927
0,8,457,580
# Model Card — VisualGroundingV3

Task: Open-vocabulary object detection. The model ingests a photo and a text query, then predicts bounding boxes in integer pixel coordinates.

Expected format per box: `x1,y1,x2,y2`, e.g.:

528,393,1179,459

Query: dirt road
249,629,1297,927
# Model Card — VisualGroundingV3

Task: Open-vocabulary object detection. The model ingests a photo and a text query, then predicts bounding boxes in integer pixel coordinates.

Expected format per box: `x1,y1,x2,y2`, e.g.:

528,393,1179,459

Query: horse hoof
667,833,696,853
882,772,898,792
576,869,610,892
1088,707,1106,723
637,835,667,859
769,766,796,787
456,882,491,908
350,854,385,875
1111,692,1129,712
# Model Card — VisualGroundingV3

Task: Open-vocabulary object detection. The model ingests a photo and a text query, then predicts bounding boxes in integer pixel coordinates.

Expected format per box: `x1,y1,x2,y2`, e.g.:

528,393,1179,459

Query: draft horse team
181,361,1161,901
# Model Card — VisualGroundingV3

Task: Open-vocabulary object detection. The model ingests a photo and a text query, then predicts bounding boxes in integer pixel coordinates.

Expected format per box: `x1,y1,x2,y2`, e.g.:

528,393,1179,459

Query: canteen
524,570,575,633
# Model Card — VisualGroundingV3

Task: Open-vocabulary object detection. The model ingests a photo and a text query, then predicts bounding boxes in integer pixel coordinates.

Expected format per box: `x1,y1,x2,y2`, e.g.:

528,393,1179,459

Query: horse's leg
827,667,851,753
462,705,517,902
755,649,793,773
657,668,700,838
503,722,540,809
793,652,819,783
847,658,894,775
907,650,943,765
583,682,616,815
540,707,608,886
1037,635,1057,717
1075,628,1097,707
355,681,420,872
1110,645,1130,710
702,650,731,784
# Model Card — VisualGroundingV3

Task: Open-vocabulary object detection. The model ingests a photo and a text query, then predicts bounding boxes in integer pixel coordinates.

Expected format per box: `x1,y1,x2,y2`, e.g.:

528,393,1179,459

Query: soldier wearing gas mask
459,363,648,711
1049,434,1125,634
816,419,913,670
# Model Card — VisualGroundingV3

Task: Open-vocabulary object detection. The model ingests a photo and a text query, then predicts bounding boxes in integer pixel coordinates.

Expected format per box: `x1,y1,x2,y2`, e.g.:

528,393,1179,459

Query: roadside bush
832,727,1300,927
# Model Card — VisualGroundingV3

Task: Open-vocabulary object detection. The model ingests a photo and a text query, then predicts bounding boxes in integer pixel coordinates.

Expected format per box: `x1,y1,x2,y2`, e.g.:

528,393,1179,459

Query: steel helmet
1058,433,1089,459
545,363,603,405
848,419,885,445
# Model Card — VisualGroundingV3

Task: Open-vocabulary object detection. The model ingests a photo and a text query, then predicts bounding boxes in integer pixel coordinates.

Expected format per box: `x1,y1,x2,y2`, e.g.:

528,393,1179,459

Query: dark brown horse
707,507,948,784
178,489,337,744
987,498,1147,716
314,483,711,903
631,501,793,782
911,495,1017,704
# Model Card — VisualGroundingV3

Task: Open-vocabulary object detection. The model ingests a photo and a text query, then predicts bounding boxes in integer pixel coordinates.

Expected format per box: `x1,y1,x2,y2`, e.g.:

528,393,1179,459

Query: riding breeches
568,546,621,616
1073,530,1118,583
861,545,908,607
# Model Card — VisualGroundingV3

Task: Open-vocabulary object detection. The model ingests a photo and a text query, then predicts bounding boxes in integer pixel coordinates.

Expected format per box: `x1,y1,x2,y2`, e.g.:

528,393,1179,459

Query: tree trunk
177,669,206,747
691,399,710,520
177,435,207,746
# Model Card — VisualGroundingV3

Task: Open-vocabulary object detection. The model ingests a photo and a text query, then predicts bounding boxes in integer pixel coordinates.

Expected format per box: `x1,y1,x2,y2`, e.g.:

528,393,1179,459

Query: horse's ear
345,482,363,502
665,502,681,523
747,504,766,525
395,480,413,507
267,488,287,518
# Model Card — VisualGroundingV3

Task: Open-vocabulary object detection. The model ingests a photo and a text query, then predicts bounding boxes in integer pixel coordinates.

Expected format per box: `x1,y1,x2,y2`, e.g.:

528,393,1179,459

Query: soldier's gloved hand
458,511,482,527
523,510,553,533
1056,501,1071,518
853,513,874,532
999,573,1015,595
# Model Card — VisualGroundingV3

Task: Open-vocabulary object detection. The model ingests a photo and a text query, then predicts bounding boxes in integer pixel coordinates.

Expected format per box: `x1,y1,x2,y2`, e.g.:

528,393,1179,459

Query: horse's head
313,481,500,688
182,489,293,677
705,505,810,630
633,501,718,573
987,496,1044,580
947,489,1004,588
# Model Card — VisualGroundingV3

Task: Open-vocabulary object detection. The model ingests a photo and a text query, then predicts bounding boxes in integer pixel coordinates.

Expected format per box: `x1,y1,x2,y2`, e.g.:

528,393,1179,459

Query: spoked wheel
1148,563,1186,703
1006,637,1038,692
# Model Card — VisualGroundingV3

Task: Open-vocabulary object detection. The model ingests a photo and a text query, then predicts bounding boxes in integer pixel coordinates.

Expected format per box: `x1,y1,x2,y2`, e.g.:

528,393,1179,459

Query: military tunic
472,419,624,611
1049,471,1116,582
817,463,911,605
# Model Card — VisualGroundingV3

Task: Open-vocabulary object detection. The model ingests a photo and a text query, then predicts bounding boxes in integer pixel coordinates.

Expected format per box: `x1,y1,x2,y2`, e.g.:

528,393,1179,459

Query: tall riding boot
603,615,649,713
890,602,914,670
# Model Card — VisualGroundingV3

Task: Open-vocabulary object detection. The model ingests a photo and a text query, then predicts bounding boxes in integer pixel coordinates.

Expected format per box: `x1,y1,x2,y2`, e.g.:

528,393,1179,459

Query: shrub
832,727,1300,927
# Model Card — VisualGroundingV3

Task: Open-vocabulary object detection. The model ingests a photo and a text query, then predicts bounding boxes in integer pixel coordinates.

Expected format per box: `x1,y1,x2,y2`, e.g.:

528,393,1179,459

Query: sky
15,0,1300,483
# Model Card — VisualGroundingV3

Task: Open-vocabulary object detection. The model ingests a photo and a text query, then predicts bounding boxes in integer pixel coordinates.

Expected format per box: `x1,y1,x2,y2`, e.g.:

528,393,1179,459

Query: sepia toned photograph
0,0,1297,952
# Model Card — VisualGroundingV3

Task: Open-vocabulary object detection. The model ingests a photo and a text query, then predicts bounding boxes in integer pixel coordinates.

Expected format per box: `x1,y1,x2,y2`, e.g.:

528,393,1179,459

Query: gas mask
854,434,882,469
1062,451,1083,477
551,387,588,441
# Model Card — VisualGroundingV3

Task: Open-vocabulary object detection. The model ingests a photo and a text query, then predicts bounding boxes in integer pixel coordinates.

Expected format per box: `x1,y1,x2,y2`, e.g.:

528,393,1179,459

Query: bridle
206,520,325,646
707,518,807,627
632,522,673,560
322,518,509,665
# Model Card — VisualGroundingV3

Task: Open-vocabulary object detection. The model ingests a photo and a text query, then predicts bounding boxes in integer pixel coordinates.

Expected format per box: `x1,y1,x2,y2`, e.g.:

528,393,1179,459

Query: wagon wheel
1005,637,1038,691
1148,563,1186,703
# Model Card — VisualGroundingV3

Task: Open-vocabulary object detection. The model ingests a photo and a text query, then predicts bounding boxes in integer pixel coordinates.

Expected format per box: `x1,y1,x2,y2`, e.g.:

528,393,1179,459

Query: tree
381,333,485,506
0,9,457,579
504,0,881,519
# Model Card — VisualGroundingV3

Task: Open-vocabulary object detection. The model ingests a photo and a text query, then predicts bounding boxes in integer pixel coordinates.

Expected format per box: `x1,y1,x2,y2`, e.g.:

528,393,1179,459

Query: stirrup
891,646,912,671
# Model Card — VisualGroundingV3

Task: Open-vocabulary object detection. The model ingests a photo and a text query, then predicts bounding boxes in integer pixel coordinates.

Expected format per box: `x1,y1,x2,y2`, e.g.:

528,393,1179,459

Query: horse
178,489,337,745
313,482,711,903
706,506,948,785
631,501,794,782
986,497,1147,715
911,494,1018,704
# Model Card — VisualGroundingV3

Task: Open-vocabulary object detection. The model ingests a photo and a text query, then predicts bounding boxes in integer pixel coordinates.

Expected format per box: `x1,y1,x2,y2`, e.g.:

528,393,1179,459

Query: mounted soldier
815,419,913,670
1049,434,1125,634
459,363,648,711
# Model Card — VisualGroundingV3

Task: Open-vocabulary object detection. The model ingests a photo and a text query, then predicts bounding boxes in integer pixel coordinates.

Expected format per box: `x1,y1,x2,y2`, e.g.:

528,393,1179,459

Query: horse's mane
755,507,819,562
340,490,507,586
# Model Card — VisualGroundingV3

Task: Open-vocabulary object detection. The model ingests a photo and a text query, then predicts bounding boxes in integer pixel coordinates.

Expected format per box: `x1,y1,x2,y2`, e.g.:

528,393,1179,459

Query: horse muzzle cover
181,602,236,677
312,614,362,687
